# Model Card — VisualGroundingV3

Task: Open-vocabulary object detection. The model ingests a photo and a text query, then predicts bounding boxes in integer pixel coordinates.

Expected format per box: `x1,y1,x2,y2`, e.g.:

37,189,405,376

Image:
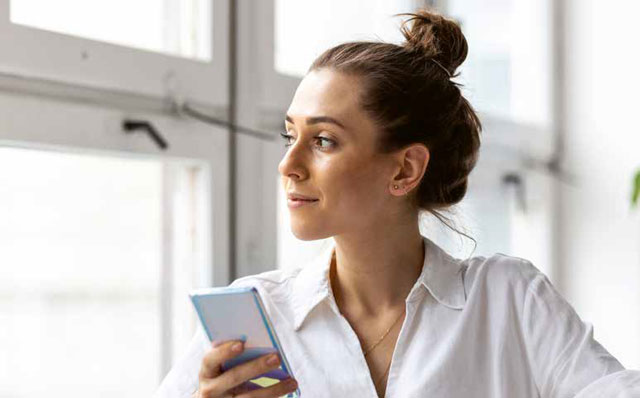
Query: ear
389,143,430,196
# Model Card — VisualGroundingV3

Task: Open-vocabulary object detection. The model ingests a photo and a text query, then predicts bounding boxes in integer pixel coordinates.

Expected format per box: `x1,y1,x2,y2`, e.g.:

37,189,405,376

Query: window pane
447,0,551,126
0,147,205,397
275,0,416,77
10,0,212,61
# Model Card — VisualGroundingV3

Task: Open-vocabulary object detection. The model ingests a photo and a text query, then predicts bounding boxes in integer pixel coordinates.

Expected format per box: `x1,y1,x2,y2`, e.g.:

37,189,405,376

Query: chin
290,221,332,241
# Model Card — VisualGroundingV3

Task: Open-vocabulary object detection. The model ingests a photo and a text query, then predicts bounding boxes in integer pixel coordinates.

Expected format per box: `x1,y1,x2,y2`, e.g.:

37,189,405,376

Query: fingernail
266,354,280,365
231,342,243,352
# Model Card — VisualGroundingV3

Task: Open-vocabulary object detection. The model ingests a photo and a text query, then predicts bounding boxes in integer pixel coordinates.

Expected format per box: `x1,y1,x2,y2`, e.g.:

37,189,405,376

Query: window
10,0,212,61
0,0,228,107
0,0,229,394
0,80,229,393
274,0,416,78
0,147,209,397
447,0,552,127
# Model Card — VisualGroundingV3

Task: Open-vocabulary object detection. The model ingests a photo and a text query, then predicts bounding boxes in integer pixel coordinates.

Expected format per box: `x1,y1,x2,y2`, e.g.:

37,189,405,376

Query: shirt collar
291,235,467,331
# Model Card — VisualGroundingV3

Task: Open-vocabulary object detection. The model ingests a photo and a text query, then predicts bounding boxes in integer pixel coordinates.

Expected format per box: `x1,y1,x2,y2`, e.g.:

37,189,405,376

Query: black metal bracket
502,172,527,213
123,119,169,150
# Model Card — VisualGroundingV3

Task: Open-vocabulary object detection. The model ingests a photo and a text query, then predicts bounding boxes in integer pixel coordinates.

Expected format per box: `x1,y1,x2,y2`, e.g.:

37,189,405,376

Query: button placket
383,291,424,398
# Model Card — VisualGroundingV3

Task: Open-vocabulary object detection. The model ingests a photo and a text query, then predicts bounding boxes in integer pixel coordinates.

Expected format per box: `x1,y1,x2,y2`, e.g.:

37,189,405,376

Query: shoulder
460,252,546,301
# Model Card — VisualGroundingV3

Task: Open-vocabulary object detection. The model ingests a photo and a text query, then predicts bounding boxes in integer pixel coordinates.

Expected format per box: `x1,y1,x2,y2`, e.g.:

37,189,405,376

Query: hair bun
399,9,468,76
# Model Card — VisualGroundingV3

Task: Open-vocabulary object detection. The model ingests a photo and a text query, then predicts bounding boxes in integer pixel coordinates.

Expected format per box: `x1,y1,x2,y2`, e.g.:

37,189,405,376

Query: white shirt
154,235,640,397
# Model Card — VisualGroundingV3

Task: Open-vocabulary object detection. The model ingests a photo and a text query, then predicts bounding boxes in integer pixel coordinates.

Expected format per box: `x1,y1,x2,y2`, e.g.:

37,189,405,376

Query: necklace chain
331,240,425,397
363,307,406,357
365,307,406,398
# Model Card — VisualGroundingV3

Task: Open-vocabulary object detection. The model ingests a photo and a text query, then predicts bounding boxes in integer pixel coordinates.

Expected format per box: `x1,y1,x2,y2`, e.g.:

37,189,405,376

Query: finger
200,340,245,380
205,352,283,394
227,381,262,395
234,378,298,398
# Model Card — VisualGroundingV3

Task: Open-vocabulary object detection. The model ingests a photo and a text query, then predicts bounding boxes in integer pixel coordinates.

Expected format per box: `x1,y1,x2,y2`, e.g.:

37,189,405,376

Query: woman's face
278,68,403,241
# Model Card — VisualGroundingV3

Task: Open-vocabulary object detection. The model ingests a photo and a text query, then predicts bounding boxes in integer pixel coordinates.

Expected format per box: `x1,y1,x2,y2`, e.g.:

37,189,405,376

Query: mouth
287,192,319,201
287,198,319,208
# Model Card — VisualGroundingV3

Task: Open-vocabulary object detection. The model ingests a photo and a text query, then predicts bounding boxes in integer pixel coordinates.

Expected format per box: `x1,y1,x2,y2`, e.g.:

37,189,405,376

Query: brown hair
309,9,481,246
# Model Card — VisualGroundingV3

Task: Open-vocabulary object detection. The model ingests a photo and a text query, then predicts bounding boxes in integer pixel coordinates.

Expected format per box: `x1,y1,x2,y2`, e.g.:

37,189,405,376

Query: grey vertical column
549,0,568,290
228,0,238,282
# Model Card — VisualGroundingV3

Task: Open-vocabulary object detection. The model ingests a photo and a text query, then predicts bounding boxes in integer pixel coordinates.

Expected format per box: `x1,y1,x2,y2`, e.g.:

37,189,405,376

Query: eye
279,131,294,147
314,136,336,149
279,132,336,150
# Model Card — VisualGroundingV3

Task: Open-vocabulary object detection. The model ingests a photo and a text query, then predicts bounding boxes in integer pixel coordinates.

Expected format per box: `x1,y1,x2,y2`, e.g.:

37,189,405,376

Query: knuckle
225,369,244,387
198,383,215,398
224,364,257,388
200,353,209,368
198,364,209,381
202,349,216,366
199,354,216,378
263,354,280,368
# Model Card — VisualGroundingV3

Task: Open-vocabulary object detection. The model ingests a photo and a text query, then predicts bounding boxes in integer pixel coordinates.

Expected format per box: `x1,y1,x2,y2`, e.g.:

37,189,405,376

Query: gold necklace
363,307,406,357
365,307,405,397
329,250,409,392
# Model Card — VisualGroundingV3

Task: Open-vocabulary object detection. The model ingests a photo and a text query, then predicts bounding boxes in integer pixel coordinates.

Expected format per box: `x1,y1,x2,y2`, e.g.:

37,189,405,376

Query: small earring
393,184,399,190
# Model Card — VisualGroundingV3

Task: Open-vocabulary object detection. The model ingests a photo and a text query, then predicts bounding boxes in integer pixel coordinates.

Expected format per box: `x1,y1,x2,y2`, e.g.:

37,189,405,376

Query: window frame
0,85,230,382
0,0,229,108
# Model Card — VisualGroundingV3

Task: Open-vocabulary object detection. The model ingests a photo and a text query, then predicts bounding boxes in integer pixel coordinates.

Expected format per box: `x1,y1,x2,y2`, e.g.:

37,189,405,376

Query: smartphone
189,286,301,398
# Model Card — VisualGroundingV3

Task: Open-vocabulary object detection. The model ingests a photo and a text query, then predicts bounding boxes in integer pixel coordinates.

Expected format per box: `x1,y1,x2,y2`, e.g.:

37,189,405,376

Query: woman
155,9,639,398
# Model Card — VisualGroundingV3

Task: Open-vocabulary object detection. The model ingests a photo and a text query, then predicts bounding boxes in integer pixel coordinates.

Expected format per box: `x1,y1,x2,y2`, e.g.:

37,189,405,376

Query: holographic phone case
190,286,300,397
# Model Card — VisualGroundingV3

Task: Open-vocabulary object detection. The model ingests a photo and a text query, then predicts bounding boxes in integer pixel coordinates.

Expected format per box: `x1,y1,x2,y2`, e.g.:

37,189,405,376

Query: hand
197,340,298,398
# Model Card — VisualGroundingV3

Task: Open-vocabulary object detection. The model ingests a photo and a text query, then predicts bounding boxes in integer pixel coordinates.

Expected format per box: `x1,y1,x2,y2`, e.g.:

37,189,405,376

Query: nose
277,143,308,181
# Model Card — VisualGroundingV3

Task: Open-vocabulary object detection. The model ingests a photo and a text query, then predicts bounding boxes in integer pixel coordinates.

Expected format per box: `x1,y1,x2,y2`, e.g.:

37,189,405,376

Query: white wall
560,0,640,369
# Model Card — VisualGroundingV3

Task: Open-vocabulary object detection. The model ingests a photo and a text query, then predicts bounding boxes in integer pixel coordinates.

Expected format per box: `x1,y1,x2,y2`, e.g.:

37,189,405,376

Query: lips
287,196,319,209
287,192,319,201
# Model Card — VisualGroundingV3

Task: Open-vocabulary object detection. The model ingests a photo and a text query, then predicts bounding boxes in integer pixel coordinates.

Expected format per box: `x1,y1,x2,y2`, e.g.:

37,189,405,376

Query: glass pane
447,0,551,126
10,0,212,61
275,0,416,77
0,147,206,397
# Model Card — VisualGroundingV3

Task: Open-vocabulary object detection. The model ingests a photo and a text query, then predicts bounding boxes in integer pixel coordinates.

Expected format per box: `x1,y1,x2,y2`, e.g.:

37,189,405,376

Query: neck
329,222,425,318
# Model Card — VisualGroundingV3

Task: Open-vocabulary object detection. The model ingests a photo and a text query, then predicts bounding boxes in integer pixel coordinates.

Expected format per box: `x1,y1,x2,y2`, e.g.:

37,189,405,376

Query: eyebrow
285,115,345,129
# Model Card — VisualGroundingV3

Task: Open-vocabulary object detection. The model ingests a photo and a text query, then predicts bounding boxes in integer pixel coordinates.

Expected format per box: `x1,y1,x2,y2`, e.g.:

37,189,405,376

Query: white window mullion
160,162,175,379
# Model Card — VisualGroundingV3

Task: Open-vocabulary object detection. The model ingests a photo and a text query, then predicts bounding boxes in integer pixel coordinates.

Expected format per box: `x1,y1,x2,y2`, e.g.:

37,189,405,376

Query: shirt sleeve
152,327,209,398
521,266,632,397
575,370,640,397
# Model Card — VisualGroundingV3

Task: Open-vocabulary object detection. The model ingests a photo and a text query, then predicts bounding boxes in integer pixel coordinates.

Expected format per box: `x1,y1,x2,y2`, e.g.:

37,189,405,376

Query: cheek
320,157,387,207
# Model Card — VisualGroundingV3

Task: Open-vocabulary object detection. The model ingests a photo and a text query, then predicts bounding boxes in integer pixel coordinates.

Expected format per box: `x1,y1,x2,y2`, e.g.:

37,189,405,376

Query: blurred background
0,0,639,396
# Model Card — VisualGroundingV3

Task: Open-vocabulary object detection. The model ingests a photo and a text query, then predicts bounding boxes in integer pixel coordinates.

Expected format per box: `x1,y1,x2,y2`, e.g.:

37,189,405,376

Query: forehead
286,69,364,124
